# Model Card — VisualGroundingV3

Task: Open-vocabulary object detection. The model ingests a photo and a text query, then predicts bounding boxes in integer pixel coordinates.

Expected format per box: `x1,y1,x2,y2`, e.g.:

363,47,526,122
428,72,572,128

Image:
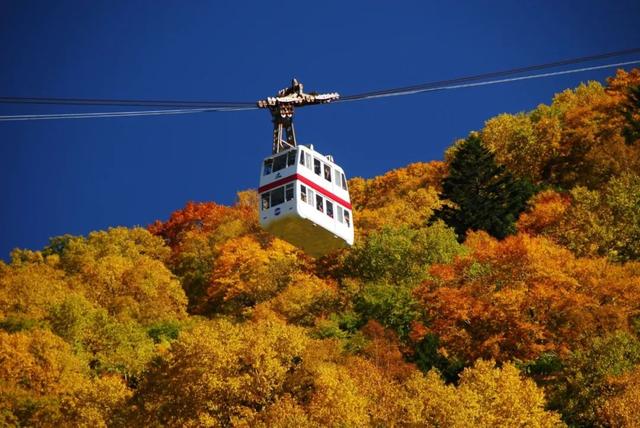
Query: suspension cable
0,106,258,122
339,47,640,101
0,96,255,108
0,49,639,122
337,60,640,103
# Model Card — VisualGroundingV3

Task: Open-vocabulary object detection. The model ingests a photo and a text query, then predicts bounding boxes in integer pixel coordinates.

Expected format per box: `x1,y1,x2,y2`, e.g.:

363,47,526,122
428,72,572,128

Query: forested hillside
2,69,639,427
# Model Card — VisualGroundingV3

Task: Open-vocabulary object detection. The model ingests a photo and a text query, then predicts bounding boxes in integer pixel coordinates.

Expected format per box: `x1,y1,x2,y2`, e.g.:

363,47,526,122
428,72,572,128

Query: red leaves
149,197,259,249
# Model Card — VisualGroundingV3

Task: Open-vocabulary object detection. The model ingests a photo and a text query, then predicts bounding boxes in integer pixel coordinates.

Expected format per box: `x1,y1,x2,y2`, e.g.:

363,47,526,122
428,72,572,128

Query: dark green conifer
621,85,640,145
434,134,533,240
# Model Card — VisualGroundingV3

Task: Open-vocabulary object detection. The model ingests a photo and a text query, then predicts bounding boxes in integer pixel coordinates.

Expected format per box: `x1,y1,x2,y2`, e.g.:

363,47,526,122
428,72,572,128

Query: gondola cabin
259,145,354,257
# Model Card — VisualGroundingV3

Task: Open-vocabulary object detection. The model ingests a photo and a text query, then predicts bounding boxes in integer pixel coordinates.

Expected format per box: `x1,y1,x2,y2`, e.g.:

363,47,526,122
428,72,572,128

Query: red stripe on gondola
258,174,297,193
258,173,352,210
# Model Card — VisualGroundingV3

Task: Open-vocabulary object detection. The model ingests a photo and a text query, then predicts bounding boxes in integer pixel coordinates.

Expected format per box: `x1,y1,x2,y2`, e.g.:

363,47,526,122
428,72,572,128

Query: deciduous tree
413,232,640,364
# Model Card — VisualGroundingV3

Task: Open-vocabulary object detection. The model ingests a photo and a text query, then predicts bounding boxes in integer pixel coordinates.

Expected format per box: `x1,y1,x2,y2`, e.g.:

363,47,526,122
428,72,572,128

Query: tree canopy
3,68,640,427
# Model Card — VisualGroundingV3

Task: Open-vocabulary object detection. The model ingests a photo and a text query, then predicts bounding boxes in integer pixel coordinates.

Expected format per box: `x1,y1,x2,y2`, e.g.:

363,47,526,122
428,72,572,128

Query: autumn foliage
2,69,640,426
413,231,640,364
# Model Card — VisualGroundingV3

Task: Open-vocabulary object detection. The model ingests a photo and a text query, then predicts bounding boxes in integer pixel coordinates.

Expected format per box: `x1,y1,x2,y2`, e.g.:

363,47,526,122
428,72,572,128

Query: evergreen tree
434,134,533,240
621,85,640,145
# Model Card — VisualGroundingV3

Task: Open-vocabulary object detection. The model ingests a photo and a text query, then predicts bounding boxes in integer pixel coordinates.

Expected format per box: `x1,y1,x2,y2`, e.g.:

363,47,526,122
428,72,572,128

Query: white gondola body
258,145,354,257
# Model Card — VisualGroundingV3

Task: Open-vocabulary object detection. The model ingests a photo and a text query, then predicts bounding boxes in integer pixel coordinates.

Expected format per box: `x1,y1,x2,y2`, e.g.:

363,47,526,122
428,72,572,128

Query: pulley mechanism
257,79,339,154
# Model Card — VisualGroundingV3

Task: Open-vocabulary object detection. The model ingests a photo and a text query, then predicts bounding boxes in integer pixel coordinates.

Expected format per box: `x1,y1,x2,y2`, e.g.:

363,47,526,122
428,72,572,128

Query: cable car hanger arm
257,78,339,154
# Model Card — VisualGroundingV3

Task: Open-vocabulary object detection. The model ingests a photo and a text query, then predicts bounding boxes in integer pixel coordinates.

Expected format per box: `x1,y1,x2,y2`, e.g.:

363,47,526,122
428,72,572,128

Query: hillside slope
1,69,639,427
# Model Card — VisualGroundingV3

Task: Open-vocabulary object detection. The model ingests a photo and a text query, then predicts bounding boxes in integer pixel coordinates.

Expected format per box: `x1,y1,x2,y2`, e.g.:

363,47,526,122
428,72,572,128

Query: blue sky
1,0,639,258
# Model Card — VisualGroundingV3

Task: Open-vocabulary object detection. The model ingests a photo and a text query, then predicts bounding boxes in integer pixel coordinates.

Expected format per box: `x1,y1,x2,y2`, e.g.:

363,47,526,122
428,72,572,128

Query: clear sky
1,0,639,259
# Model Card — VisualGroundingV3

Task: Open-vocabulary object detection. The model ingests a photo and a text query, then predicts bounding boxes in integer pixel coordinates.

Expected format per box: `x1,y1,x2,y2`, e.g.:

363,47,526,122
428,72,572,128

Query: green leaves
344,222,464,285
550,332,640,426
354,282,419,339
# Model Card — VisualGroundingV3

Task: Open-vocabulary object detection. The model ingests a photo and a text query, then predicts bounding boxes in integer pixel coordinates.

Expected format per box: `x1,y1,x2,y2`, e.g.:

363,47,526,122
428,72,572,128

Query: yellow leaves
402,369,477,427
306,362,370,427
52,227,188,323
61,227,171,271
0,325,559,428
355,187,441,238
82,313,156,377
2,228,186,327
207,235,304,313
475,72,640,188
0,329,135,427
0,329,87,396
0,260,70,320
133,318,310,426
483,113,543,181
261,273,338,325
349,161,445,236
531,104,563,155
457,360,564,427
61,374,132,428
120,257,187,322
235,188,259,207
400,361,564,427
252,395,316,428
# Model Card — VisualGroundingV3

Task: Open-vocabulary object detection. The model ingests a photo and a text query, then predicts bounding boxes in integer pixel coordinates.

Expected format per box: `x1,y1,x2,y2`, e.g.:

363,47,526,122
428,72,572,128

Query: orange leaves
606,68,640,98
517,189,571,236
415,232,640,363
596,366,640,427
148,198,263,311
360,320,417,382
477,69,640,189
149,198,258,249
518,174,640,261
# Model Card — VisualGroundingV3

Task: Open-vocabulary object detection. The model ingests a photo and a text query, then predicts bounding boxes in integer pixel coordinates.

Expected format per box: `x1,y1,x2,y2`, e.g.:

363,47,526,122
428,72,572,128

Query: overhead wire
1,60,638,121
337,59,640,103
0,96,255,108
1,47,639,110
0,48,639,122
0,106,258,121
338,47,640,101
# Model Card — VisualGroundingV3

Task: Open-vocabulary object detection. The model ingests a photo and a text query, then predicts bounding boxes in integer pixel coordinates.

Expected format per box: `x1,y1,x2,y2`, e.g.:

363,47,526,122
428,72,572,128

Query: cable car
257,79,354,257
259,145,354,256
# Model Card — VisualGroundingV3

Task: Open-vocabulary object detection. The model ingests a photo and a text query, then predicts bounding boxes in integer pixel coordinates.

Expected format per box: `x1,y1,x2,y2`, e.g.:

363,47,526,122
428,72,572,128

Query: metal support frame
258,79,339,154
